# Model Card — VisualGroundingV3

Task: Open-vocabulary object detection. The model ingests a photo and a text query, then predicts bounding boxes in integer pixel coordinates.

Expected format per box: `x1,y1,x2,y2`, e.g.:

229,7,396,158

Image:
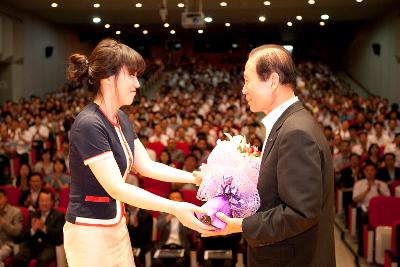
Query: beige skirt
63,216,135,267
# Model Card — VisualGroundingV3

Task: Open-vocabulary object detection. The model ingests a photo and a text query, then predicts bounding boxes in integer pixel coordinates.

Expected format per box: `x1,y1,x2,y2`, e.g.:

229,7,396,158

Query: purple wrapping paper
196,135,261,229
195,195,231,229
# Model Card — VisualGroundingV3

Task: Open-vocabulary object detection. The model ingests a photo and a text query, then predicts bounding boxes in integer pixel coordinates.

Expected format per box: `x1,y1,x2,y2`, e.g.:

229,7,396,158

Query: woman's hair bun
67,53,89,85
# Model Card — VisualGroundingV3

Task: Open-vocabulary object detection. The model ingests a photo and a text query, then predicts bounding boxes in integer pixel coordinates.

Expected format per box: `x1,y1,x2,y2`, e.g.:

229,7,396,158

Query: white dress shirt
261,96,299,153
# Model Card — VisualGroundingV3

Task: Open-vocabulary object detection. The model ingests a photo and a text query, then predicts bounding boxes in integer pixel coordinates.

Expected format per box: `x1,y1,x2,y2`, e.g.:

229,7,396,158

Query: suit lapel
261,101,305,163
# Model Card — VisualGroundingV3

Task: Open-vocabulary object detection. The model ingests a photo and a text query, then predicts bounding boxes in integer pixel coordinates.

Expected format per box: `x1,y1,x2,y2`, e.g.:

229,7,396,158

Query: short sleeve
73,115,113,166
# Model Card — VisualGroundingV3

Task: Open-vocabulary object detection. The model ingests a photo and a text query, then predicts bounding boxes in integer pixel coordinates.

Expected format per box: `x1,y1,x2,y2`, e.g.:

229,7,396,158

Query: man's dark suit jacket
242,102,336,267
20,208,65,248
377,167,400,183
155,213,192,252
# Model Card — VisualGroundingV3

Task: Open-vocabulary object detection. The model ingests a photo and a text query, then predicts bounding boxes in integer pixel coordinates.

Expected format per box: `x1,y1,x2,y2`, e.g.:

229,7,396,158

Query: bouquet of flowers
196,134,261,229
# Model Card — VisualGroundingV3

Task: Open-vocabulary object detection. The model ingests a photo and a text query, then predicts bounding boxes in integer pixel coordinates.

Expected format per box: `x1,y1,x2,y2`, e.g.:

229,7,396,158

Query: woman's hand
171,201,216,234
192,171,202,186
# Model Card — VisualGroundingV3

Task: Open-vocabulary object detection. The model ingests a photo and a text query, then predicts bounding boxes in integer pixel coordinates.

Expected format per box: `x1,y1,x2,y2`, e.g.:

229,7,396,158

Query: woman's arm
88,156,213,234
132,139,197,184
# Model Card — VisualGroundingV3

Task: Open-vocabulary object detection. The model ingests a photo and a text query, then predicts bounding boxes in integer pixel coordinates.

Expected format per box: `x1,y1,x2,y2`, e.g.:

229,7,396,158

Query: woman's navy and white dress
64,102,137,267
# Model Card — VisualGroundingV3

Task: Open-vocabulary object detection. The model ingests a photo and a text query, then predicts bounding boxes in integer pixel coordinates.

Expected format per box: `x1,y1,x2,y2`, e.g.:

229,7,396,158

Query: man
208,45,335,266
19,172,44,211
152,190,193,267
126,205,153,266
11,189,65,267
377,152,400,183
0,189,23,267
340,153,363,222
352,162,390,255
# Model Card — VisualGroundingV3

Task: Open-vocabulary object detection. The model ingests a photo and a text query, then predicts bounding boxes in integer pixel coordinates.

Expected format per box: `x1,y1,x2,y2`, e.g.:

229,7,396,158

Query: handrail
343,70,374,97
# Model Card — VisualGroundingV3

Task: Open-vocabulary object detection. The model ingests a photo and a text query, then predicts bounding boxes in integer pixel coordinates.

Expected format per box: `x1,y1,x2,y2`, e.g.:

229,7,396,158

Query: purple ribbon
216,175,245,217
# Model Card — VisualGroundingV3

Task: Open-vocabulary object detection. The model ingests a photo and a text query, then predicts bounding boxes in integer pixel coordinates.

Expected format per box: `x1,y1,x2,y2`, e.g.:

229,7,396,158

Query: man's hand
202,212,243,237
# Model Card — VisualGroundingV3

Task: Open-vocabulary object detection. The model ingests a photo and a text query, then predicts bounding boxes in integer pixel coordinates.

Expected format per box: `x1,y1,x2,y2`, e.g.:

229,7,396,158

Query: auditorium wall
0,3,92,103
343,11,400,104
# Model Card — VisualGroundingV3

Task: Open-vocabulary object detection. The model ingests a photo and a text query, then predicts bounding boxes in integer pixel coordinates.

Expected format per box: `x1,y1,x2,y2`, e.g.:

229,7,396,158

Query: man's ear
270,72,280,90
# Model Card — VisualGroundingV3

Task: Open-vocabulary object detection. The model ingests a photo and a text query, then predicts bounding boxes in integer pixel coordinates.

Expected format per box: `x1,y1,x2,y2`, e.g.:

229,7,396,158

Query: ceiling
3,0,399,29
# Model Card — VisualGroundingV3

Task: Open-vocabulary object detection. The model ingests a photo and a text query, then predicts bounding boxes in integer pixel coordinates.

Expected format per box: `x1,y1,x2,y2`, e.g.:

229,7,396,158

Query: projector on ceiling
181,11,205,29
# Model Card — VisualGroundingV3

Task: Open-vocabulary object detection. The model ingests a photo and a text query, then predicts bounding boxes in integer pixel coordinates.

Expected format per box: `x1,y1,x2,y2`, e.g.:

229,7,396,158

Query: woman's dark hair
367,143,379,155
249,44,297,88
53,158,67,173
159,150,172,165
67,38,146,95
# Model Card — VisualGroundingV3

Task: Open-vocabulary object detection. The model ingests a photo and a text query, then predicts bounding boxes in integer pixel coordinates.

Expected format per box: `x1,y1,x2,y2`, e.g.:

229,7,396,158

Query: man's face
39,192,53,213
30,175,43,191
384,155,395,168
242,57,273,113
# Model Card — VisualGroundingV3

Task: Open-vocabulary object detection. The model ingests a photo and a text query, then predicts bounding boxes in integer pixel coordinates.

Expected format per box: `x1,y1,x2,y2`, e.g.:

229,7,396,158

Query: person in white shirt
152,190,192,267
149,124,169,146
353,162,390,209
367,122,392,148
352,161,390,256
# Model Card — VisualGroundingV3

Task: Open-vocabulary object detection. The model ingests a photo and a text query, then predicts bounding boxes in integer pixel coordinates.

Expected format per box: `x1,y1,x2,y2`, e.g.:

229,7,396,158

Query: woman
64,39,213,267
33,149,53,177
44,158,70,192
159,149,176,168
15,162,31,191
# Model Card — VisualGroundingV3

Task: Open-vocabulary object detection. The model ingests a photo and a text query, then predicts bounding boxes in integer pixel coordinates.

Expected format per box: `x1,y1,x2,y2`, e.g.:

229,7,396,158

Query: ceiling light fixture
296,15,302,20
308,0,315,4
116,30,121,35
177,3,184,7
92,17,101,23
320,21,325,26
170,30,176,34
134,24,140,28
198,29,204,34
143,30,148,34
259,16,266,22
225,22,231,27
287,21,293,26
356,0,363,2
51,3,58,8
135,3,142,8
93,3,100,8
204,17,213,23
220,2,227,7
321,14,329,20
104,24,110,28
164,23,170,28
264,1,271,5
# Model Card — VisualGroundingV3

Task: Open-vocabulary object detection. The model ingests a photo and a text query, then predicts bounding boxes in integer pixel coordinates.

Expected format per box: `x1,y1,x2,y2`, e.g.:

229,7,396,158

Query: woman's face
160,152,169,163
371,145,379,155
114,66,140,107
20,165,30,177
54,161,64,173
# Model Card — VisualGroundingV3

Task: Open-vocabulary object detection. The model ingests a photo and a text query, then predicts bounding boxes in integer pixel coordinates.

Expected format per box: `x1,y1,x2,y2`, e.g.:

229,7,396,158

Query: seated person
11,189,65,267
339,153,362,221
0,189,23,266
44,158,70,192
377,152,400,184
19,172,44,212
151,190,193,267
126,205,153,266
352,162,390,255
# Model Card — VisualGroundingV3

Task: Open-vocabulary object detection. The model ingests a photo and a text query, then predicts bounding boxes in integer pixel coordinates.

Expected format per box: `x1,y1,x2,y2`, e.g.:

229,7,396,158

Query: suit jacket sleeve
243,129,323,246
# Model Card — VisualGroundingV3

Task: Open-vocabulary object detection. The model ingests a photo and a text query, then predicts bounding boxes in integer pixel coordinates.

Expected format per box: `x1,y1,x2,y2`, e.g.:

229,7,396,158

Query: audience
0,189,23,267
11,189,64,267
0,56,399,264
